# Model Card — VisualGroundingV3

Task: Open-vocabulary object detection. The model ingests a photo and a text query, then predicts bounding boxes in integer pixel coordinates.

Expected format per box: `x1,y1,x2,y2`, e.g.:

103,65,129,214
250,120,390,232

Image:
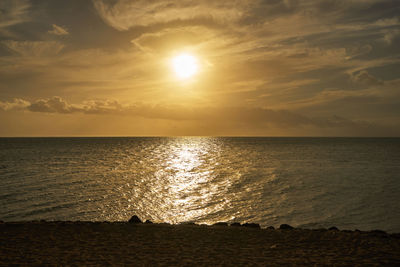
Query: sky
0,0,399,136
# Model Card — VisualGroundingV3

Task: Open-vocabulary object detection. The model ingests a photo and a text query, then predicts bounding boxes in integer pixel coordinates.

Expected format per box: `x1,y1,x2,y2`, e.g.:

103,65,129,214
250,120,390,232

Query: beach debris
128,215,142,224
213,222,228,226
145,220,153,224
230,222,241,227
242,223,261,229
279,224,294,230
329,226,339,231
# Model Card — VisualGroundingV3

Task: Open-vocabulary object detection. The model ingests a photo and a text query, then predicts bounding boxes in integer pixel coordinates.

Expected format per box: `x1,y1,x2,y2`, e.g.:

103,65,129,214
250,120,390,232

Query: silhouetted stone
329,226,339,231
145,220,153,224
181,222,196,225
128,215,142,224
230,222,241,227
370,229,387,235
279,224,294,230
266,226,275,230
242,223,261,229
213,222,228,226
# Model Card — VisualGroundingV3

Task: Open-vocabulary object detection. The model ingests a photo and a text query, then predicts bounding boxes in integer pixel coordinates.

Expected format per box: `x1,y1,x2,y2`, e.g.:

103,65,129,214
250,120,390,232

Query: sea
0,137,399,232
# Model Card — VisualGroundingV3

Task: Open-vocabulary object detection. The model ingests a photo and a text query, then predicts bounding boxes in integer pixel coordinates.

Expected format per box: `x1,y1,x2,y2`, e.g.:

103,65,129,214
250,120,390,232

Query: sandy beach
1,221,399,266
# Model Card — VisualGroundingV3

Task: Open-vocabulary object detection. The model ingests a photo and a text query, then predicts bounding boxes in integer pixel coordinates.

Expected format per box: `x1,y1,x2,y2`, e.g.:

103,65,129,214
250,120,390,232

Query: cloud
48,24,69,36
382,29,400,45
131,26,217,53
0,98,30,111
1,40,64,57
2,96,399,136
28,96,80,113
351,70,383,86
375,17,400,27
0,0,30,29
1,96,390,132
93,0,248,30
25,97,137,115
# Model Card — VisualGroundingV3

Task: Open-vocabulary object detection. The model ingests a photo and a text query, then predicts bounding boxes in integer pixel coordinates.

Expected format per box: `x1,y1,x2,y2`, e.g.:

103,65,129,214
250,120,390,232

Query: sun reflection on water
150,138,234,224
98,137,261,225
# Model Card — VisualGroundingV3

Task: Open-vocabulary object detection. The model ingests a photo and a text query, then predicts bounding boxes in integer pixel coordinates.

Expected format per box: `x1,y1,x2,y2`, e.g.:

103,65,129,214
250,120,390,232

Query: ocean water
0,137,399,232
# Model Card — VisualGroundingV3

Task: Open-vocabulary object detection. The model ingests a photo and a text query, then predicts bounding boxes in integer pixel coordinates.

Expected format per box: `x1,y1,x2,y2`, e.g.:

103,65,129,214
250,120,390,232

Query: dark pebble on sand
213,222,228,226
181,222,196,226
279,224,294,230
242,223,261,228
370,229,387,235
128,215,142,224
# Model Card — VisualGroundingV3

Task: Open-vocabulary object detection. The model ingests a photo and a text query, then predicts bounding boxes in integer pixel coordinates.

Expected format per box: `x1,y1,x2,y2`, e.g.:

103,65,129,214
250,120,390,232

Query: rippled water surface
0,137,399,232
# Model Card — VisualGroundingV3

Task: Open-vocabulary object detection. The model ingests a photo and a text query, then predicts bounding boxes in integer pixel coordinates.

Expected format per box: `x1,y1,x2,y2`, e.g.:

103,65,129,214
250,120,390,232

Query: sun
171,53,198,79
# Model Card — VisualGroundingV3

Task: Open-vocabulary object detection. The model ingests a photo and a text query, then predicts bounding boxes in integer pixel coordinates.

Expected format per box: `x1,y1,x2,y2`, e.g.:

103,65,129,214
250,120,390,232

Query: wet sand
1,221,399,266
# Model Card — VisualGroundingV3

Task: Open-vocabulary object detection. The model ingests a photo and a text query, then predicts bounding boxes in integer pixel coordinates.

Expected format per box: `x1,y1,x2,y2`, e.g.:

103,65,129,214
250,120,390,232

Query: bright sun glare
172,53,198,79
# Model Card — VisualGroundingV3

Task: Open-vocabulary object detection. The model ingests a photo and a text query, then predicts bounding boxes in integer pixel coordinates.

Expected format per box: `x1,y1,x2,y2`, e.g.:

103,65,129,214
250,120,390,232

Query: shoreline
1,221,399,265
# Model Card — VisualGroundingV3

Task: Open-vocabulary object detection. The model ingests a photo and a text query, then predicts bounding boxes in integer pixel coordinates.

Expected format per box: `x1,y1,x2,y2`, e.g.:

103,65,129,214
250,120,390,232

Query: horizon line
0,136,399,138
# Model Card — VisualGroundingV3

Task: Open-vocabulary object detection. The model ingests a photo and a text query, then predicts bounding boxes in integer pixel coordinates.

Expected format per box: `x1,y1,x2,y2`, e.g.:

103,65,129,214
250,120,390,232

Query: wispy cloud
48,24,69,36
93,0,248,30
0,0,31,29
1,40,64,57
351,70,383,86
